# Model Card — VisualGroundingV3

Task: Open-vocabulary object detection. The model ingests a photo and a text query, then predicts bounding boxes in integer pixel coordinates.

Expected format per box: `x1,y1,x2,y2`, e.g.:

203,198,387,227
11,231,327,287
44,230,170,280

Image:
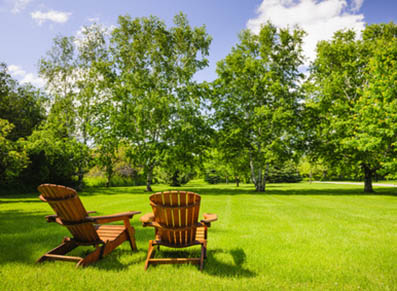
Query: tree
354,23,397,180
23,123,90,187
0,119,28,185
109,13,212,191
39,24,111,187
212,23,305,192
306,23,397,192
202,147,249,187
0,63,45,141
0,63,46,187
93,134,121,188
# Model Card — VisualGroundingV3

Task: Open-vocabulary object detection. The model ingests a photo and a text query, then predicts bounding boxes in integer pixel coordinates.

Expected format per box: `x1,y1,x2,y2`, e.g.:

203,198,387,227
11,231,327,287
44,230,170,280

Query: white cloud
8,65,45,88
8,64,26,77
351,0,364,12
10,0,32,14
31,10,71,25
88,17,100,23
247,0,365,64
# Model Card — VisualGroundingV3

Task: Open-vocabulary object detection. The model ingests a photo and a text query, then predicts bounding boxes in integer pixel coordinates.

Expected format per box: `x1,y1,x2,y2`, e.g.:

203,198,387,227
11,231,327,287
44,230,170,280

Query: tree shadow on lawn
72,185,397,197
0,210,57,265
181,185,397,197
2,183,396,200
0,192,41,201
0,209,144,269
81,186,148,196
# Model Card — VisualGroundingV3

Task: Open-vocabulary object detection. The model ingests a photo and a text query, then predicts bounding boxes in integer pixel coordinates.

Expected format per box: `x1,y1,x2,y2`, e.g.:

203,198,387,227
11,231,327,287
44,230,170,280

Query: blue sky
1,0,396,87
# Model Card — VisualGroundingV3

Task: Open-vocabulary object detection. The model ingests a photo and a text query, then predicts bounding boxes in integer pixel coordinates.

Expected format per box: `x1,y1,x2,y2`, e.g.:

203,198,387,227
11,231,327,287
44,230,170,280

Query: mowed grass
0,181,396,290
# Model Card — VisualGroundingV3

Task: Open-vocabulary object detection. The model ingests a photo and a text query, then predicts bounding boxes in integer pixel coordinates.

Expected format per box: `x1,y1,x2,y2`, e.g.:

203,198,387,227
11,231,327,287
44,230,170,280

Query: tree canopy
306,22,397,192
212,23,305,191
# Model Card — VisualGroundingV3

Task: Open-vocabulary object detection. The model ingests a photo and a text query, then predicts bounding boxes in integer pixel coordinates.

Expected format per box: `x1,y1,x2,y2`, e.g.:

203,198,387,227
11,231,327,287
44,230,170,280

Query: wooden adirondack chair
37,184,140,267
140,191,217,271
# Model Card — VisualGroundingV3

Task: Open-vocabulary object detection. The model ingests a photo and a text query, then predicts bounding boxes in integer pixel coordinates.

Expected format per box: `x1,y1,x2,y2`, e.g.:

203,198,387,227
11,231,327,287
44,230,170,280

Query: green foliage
204,169,223,184
0,63,46,141
38,24,110,186
355,24,397,179
213,23,305,191
22,125,90,187
0,119,29,184
267,162,302,183
0,63,46,188
108,13,212,191
157,166,196,186
306,22,397,192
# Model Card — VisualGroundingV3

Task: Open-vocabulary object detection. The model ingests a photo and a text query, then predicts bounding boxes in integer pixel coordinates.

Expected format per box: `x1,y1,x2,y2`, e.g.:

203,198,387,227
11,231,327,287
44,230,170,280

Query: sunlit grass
0,181,396,290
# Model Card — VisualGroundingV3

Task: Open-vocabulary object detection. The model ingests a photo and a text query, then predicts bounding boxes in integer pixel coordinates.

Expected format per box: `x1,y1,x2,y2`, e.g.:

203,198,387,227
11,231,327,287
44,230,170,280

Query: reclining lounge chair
37,184,140,267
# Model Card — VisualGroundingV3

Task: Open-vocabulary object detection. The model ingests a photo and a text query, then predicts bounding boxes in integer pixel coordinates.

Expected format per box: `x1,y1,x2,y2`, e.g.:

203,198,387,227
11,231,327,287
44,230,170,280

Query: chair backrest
38,184,100,243
149,191,201,246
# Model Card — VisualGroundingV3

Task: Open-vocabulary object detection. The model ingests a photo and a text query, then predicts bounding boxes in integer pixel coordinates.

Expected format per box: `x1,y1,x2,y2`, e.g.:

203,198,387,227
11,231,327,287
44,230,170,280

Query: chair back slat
38,184,100,243
149,191,201,246
188,193,195,243
171,192,180,244
179,191,187,245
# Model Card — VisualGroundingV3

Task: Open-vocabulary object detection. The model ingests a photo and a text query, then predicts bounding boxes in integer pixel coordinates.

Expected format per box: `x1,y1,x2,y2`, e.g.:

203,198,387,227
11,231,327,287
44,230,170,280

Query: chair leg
124,219,138,251
37,240,78,263
200,244,205,271
144,240,156,270
76,244,105,268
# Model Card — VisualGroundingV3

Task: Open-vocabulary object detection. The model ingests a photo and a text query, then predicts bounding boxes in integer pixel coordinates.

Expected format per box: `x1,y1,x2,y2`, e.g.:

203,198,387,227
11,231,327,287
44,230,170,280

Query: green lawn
1,181,396,290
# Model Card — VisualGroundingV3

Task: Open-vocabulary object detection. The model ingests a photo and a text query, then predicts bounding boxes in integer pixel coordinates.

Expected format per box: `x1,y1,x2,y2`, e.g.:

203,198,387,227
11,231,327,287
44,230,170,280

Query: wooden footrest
44,254,83,262
149,258,200,264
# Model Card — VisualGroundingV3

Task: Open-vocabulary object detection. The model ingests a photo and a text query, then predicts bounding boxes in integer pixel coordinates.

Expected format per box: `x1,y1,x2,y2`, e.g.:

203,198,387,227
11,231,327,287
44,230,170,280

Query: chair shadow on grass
90,249,147,270
145,247,256,277
204,248,256,277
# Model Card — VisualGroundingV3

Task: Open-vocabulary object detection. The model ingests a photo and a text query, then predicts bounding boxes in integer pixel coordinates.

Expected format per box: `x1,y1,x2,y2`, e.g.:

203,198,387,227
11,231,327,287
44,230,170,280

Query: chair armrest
201,213,217,226
88,211,141,224
46,211,96,222
140,213,157,227
140,213,155,224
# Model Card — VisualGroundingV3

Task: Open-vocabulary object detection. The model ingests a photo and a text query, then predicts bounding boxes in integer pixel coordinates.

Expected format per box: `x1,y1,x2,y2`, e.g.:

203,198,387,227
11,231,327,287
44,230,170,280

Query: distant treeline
1,15,396,193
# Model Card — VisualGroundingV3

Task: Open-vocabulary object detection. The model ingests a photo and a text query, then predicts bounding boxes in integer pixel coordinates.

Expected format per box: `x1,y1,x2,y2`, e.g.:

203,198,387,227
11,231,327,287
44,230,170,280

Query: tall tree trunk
146,170,153,192
249,152,266,192
146,164,154,192
363,165,374,193
256,167,265,192
105,164,113,188
263,164,269,192
77,170,84,190
77,128,89,190
235,176,240,187
249,155,257,186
